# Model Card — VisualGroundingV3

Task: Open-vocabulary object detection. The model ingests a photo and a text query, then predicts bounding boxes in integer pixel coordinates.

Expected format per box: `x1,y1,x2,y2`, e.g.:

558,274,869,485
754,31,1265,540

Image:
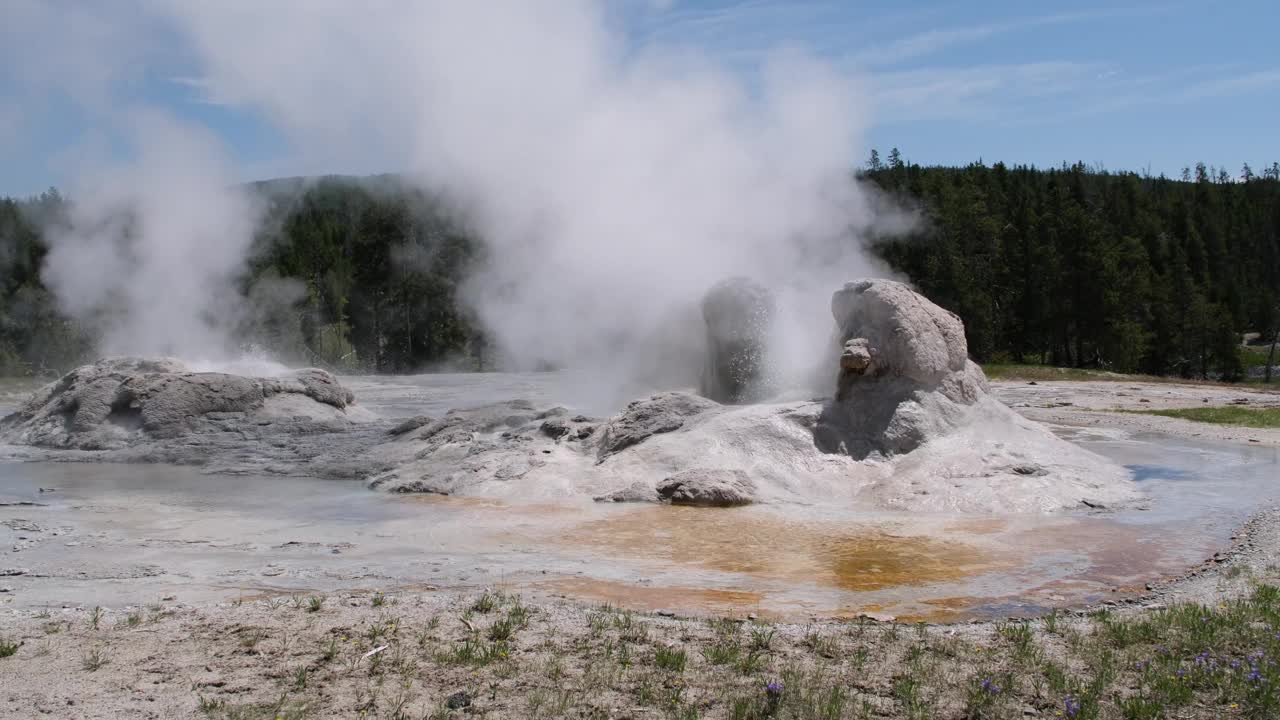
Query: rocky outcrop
365,400,590,494
596,392,718,460
699,278,775,403
657,468,756,506
593,481,659,503
831,279,972,388
0,357,376,474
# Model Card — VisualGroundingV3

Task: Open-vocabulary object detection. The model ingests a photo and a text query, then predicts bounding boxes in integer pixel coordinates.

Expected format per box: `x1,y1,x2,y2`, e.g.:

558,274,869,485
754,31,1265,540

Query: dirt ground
993,379,1280,446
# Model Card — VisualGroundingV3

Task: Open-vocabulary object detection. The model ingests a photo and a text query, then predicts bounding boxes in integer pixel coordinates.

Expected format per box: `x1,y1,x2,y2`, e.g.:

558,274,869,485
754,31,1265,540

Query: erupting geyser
699,278,776,404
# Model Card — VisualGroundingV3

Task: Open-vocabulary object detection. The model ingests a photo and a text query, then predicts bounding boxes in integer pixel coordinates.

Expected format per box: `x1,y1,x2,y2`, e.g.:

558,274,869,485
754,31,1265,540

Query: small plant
196,695,226,715
893,674,930,720
471,592,497,614
964,675,1003,716
125,612,142,628
306,595,325,613
735,650,766,674
321,636,339,662
802,629,839,658
1117,695,1162,720
82,646,108,671
0,637,20,658
239,628,265,653
708,615,739,637
588,612,609,636
292,665,309,690
488,617,517,642
543,654,565,681
703,640,741,665
89,606,104,630
654,644,687,672
997,620,1035,653
1043,610,1059,634
372,591,386,607
507,599,532,627
749,625,774,652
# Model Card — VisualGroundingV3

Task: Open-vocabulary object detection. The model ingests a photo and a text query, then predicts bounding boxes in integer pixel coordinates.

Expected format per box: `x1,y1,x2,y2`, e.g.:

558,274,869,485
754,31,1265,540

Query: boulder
657,469,756,507
699,278,775,403
596,392,719,461
593,482,659,503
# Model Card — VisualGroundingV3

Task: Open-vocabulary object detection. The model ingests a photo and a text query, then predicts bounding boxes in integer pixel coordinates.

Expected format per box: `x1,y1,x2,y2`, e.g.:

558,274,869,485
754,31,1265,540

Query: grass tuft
1122,405,1280,429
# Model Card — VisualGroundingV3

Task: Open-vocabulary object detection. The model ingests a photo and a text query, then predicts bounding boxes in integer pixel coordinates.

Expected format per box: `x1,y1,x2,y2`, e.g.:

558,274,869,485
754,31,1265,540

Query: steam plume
16,1,900,406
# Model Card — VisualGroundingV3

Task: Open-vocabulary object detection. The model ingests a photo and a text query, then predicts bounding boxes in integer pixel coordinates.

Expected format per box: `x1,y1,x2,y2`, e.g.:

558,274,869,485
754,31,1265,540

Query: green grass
1124,406,1280,429
654,644,688,672
983,362,1280,387
983,363,1137,382
0,637,19,658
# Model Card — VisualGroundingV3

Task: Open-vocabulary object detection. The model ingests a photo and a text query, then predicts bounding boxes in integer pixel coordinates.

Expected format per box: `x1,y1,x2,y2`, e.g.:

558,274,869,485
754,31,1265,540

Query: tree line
1,160,1277,380
866,152,1280,381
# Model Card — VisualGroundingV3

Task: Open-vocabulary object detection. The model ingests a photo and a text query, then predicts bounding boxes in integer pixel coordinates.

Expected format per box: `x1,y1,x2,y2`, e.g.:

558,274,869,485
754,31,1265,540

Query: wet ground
1,373,1277,621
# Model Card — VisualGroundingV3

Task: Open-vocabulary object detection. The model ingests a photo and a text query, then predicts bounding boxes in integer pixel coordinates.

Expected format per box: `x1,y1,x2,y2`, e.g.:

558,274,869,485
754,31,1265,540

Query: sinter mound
367,279,1137,513
0,357,380,476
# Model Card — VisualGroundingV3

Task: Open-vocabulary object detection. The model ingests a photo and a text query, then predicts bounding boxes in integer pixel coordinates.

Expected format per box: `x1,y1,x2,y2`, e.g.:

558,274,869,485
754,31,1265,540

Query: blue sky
2,0,1278,197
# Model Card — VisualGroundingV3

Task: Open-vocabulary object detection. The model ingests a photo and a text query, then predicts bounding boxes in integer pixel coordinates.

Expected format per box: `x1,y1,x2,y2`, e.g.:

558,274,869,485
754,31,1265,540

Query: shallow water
1,372,1277,621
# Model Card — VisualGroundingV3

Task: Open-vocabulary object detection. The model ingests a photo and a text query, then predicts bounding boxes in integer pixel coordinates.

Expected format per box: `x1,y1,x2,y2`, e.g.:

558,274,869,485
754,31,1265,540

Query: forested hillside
1,160,1277,379
244,175,486,372
867,154,1280,380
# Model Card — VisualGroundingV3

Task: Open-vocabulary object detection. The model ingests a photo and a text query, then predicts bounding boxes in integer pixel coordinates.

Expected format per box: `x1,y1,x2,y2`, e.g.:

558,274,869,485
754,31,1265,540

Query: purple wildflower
1249,668,1263,683
1064,696,1081,718
766,681,783,697
980,678,1001,695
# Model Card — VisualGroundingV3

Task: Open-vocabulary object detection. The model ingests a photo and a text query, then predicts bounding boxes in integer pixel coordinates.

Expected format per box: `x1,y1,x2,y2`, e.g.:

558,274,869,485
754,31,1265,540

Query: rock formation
0,357,377,475
816,279,989,459
657,468,756,506
596,392,719,460
699,277,775,403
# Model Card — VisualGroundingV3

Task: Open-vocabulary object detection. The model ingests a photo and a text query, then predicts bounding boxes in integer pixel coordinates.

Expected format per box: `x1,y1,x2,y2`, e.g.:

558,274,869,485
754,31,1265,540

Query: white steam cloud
44,113,261,360
2,0,266,365
13,1,902,405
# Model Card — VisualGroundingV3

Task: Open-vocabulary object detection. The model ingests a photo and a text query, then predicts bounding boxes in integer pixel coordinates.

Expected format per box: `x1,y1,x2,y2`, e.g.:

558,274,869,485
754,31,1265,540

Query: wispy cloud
1176,68,1280,101
633,0,937,63
170,76,232,106
849,7,1165,68
1014,63,1280,124
871,61,1103,123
